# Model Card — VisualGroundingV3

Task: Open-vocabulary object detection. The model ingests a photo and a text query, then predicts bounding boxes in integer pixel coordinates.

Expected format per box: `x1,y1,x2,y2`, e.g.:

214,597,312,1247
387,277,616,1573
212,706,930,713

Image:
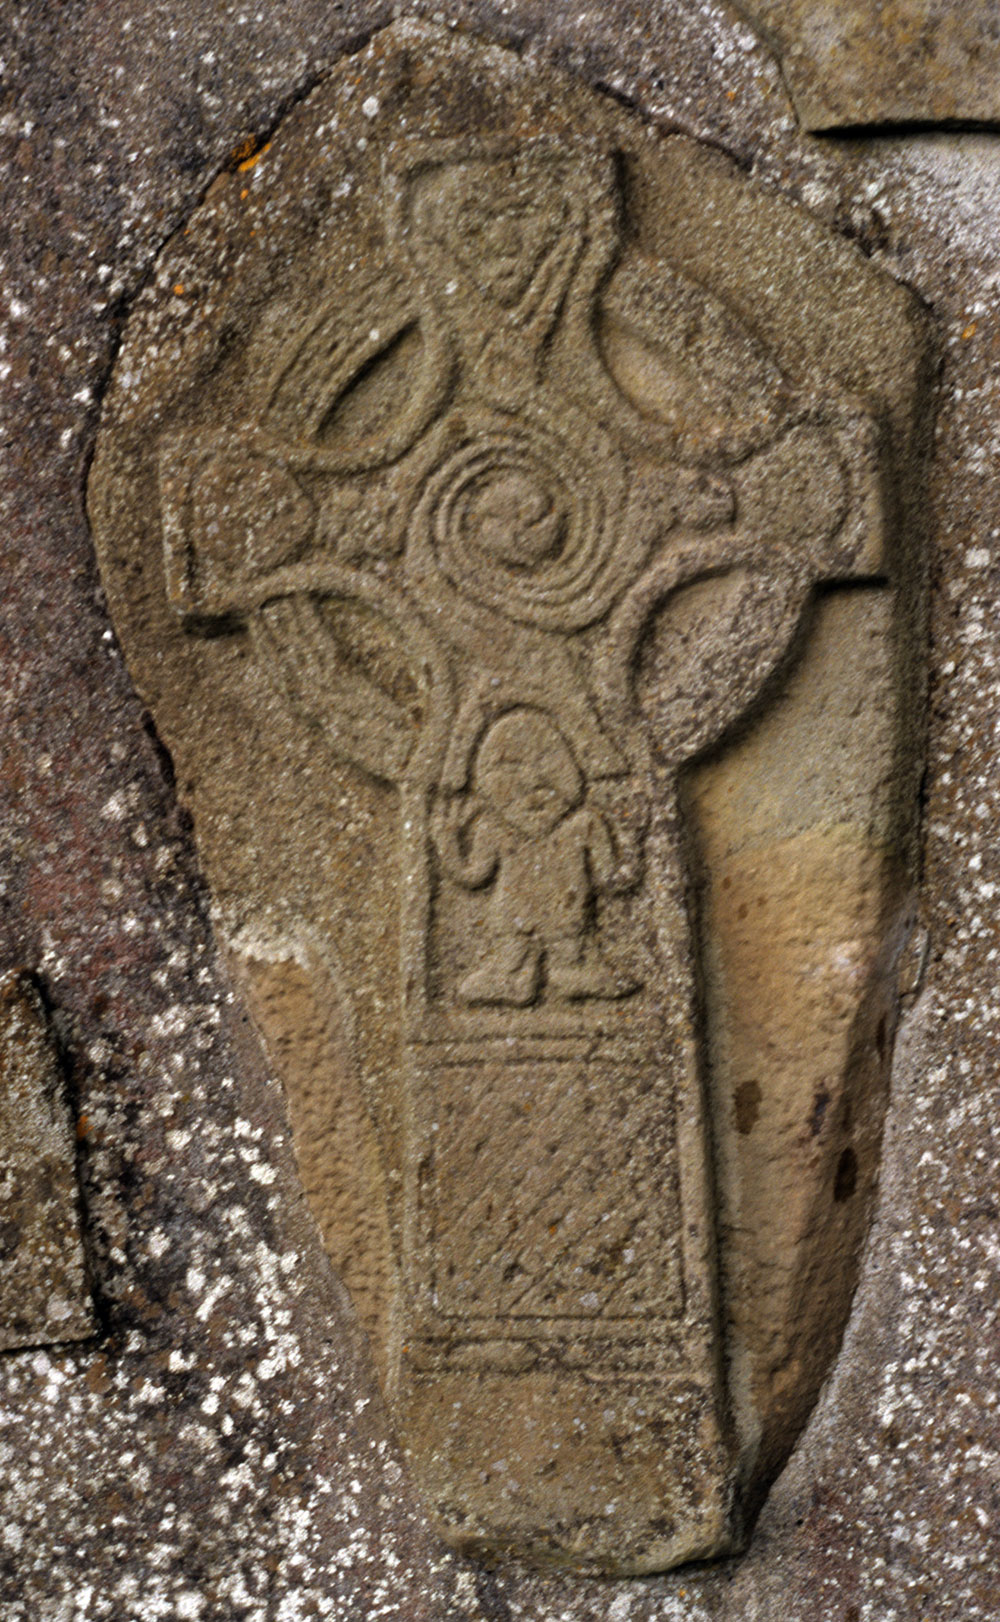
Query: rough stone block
0,971,95,1350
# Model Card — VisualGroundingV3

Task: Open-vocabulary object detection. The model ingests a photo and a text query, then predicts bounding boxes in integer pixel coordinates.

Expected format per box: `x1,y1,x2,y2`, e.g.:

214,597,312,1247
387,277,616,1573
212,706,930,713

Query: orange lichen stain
238,140,271,173
962,322,978,340
726,88,737,101
173,283,185,296
76,1113,90,1140
230,134,257,166
240,187,249,200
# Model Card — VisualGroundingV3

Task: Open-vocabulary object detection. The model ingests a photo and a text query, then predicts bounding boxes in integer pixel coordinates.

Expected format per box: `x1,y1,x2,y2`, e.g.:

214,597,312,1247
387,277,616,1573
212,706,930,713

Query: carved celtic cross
90,23,927,1574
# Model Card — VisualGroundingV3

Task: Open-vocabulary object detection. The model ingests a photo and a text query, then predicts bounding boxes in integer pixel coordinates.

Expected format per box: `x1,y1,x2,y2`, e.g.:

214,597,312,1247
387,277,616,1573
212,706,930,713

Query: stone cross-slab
88,19,928,1574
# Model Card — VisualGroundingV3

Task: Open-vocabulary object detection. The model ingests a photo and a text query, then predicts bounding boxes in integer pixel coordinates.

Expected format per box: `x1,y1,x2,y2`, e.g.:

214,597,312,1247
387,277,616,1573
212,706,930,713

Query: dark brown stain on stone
734,1079,762,1136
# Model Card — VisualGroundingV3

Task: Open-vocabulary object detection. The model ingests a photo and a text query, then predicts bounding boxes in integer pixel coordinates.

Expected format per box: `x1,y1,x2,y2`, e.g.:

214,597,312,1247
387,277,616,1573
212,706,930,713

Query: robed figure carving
89,24,928,1576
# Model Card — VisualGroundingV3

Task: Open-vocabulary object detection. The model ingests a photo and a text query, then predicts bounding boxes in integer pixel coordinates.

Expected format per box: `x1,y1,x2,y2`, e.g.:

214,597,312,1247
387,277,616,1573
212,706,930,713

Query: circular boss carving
426,423,619,630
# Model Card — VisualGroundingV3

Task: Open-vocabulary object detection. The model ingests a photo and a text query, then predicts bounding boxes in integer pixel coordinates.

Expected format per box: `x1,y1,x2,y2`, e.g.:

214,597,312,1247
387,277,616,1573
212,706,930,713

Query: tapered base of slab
396,1367,734,1574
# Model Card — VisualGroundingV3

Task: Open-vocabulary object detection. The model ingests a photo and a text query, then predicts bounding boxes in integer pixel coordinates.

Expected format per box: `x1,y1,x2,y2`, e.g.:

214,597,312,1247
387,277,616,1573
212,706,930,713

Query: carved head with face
396,140,619,313
473,708,583,840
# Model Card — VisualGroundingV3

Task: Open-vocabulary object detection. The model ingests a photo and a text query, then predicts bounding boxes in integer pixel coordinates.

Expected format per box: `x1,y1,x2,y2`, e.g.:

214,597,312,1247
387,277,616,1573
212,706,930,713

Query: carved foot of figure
547,945,638,1001
457,939,542,1005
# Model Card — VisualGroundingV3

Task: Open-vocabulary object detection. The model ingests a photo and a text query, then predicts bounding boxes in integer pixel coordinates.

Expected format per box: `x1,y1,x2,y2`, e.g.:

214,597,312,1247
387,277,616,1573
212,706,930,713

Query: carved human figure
432,707,640,1004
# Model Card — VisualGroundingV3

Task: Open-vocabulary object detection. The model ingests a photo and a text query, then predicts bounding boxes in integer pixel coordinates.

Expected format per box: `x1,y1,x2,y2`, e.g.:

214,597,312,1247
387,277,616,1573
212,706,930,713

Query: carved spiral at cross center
425,429,612,627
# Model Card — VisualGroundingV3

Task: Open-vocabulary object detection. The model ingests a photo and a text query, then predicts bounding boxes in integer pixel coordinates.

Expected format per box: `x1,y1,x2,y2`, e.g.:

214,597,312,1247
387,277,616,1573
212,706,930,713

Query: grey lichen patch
0,971,96,1349
735,0,1000,130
